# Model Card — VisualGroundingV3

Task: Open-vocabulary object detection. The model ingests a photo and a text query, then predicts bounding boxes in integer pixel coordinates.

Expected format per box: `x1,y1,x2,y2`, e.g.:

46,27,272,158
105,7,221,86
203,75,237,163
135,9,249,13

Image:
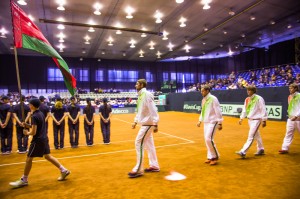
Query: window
95,70,104,81
146,72,155,82
79,69,89,81
163,72,169,81
108,70,138,82
48,68,74,81
177,73,195,83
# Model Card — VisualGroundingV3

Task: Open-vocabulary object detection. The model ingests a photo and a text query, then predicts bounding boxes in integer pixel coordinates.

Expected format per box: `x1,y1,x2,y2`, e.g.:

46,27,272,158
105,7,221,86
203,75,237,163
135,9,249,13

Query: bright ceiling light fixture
17,0,27,6
129,39,136,48
156,51,161,58
179,17,186,27
115,23,123,34
162,31,169,40
139,50,144,57
28,15,35,21
56,0,65,11
184,44,190,53
228,8,235,16
141,27,147,37
88,27,95,32
201,0,211,10
250,15,256,21
228,49,234,56
168,42,174,51
154,11,163,23
93,3,102,15
125,6,134,19
176,0,184,3
149,41,155,50
107,36,114,46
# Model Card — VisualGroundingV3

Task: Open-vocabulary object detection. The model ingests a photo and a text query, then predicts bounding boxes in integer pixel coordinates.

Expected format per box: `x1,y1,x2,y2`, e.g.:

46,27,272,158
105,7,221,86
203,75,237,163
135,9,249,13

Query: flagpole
11,0,25,122
13,47,25,122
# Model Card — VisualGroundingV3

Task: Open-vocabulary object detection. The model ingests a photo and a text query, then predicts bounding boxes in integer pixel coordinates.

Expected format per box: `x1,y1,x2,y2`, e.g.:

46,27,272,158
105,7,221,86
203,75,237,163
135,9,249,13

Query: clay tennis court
0,112,299,199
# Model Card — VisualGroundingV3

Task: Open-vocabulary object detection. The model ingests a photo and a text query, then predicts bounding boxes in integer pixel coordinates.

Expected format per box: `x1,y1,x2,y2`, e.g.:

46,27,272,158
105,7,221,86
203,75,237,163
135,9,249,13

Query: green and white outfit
239,94,267,154
281,92,300,151
199,93,223,160
132,88,159,173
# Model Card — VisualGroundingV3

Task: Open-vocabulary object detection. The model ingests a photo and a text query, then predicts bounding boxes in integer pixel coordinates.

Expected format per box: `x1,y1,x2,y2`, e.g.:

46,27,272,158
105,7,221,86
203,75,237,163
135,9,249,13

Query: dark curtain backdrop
0,38,295,93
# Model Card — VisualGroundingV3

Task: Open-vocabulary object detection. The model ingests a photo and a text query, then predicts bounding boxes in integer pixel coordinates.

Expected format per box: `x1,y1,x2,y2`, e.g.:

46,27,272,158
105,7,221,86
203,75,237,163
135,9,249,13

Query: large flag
11,2,76,96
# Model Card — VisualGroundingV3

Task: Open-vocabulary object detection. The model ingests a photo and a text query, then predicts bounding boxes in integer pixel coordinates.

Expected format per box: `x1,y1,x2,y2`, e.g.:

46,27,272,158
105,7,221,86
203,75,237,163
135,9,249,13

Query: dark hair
289,83,299,91
137,79,147,88
246,85,257,93
201,85,211,92
29,98,40,108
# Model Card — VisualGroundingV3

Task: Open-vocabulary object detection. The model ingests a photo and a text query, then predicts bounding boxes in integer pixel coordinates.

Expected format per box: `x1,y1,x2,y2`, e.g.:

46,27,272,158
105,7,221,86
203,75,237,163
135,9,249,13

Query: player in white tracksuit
197,85,223,165
237,85,267,158
128,79,159,178
279,83,300,154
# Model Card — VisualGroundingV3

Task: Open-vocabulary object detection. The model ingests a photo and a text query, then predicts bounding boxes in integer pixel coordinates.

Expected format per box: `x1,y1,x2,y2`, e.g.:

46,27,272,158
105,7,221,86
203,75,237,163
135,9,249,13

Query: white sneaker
57,170,70,181
9,179,28,188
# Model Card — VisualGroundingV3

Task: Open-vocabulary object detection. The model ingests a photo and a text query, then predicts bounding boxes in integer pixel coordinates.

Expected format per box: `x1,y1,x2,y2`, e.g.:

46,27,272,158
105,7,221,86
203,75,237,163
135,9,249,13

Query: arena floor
0,112,300,199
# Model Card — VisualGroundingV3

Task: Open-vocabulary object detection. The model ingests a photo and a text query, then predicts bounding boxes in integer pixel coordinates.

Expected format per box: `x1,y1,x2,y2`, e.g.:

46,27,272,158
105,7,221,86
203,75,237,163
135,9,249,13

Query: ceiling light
139,50,144,57
141,33,147,37
129,39,136,48
101,51,105,55
57,24,65,30
250,15,256,21
116,30,122,34
107,37,113,46
162,31,169,40
17,0,27,5
57,43,65,49
203,4,210,10
223,29,227,35
88,27,95,32
156,51,161,58
154,11,163,23
0,28,7,38
168,42,174,51
179,17,186,27
82,50,86,54
94,10,101,15
125,6,134,19
219,44,223,47
59,38,64,43
84,41,90,45
176,0,184,3
59,48,64,52
108,42,113,46
241,33,246,38
203,26,208,31
94,3,102,15
139,54,144,58
287,24,292,29
270,20,276,25
123,52,126,56
228,50,234,56
98,59,101,62
28,15,35,21
228,8,235,16
80,58,83,61
184,44,190,53
56,0,65,11
10,45,14,50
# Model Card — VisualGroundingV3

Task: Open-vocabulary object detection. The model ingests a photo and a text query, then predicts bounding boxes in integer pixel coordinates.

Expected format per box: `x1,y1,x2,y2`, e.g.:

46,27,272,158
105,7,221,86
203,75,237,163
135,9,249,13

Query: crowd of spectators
186,63,300,92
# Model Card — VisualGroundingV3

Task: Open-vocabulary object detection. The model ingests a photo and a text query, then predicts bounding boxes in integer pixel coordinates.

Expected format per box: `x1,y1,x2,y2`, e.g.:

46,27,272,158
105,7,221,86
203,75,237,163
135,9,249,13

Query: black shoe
128,171,143,178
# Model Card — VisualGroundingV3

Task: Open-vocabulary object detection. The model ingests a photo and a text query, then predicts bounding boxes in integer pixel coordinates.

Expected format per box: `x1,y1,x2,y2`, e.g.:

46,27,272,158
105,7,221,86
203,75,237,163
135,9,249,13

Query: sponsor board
112,107,136,114
220,103,282,120
183,101,201,113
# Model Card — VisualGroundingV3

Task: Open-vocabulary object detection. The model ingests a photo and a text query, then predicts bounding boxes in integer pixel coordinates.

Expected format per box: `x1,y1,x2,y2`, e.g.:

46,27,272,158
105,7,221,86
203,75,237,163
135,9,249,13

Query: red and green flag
11,2,76,96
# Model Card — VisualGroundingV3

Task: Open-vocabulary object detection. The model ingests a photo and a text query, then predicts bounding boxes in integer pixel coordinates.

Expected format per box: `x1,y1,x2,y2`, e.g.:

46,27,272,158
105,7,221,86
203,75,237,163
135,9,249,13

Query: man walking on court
128,79,160,178
9,98,70,188
279,83,300,154
197,85,223,165
236,85,267,158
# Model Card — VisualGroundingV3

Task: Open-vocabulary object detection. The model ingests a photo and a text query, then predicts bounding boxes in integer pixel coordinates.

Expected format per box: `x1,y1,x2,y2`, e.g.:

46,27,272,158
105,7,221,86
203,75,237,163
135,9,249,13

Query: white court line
0,118,194,167
0,142,192,167
114,118,194,143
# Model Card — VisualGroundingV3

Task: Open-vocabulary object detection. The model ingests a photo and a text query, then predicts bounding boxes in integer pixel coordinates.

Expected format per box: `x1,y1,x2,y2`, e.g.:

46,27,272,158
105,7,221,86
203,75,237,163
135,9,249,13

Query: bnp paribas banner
183,101,201,113
183,102,282,120
220,103,282,120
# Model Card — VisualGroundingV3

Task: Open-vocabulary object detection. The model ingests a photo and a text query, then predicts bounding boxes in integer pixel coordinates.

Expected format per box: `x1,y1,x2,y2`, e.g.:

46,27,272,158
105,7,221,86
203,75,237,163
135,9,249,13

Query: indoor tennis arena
1,0,300,199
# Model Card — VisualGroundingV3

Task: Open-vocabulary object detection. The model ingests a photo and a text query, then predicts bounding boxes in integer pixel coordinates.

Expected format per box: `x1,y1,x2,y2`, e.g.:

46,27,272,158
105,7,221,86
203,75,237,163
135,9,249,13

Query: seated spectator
295,73,300,84
227,83,237,89
249,71,257,82
285,73,295,85
229,71,236,82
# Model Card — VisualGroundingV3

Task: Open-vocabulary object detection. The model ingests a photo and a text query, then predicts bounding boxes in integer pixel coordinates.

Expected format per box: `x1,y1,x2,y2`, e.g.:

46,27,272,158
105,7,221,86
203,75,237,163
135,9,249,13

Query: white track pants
204,123,219,159
281,119,300,150
132,125,159,173
241,119,264,153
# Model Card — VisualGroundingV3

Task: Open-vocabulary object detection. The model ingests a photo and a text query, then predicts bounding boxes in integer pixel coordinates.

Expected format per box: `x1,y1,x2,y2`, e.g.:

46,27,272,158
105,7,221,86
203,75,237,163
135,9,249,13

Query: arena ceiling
0,0,300,62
